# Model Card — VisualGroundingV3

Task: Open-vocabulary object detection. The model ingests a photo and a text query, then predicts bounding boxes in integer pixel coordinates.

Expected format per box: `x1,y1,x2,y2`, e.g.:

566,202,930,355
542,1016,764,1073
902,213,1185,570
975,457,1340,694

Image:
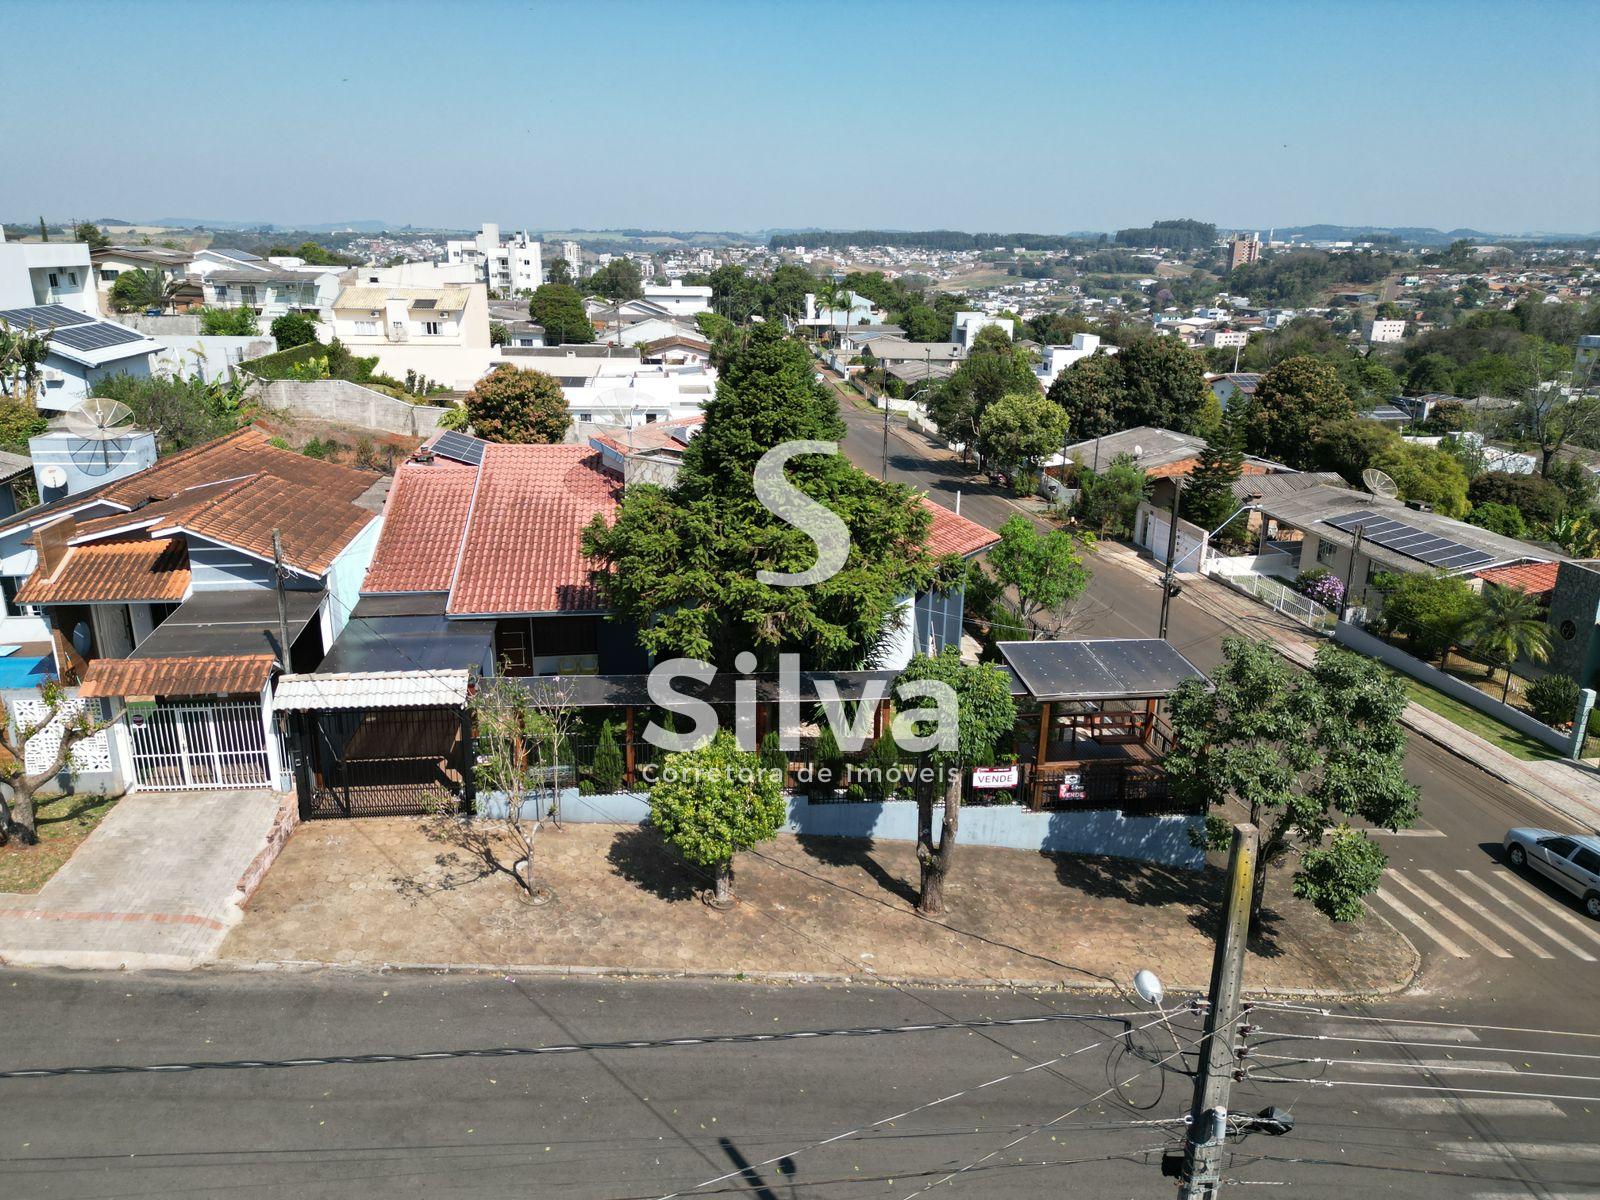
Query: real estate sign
971,765,1019,789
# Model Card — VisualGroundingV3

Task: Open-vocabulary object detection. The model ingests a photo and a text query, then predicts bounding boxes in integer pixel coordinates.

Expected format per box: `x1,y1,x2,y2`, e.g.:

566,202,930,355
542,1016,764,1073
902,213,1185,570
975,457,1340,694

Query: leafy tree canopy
197,306,259,336
529,283,594,345
269,311,318,350
977,392,1068,473
1247,356,1355,467
463,363,571,444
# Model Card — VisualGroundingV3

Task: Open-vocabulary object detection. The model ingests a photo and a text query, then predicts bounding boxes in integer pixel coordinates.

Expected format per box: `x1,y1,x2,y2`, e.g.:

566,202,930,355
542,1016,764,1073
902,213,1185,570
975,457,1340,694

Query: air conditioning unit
40,367,65,384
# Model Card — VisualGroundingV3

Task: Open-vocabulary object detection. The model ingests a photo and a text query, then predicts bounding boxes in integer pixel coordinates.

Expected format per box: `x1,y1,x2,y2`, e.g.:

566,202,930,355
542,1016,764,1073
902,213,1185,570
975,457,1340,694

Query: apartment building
0,234,98,316
446,223,544,295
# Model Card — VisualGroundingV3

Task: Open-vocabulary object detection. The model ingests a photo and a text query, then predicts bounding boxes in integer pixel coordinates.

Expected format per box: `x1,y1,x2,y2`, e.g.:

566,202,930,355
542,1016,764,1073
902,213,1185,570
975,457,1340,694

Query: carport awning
274,669,469,712
997,638,1206,702
80,653,277,698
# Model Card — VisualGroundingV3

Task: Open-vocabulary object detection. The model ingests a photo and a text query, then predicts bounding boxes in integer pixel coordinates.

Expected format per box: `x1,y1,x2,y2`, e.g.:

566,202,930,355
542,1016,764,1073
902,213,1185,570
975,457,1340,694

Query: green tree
0,396,47,454
931,338,1039,455
1369,440,1470,518
587,258,644,301
73,221,109,250
107,267,167,313
269,311,318,349
976,392,1068,476
1181,411,1246,539
590,719,624,793
1468,583,1553,702
197,306,259,336
1468,471,1566,528
1465,501,1528,539
1167,638,1420,930
648,729,786,906
528,283,594,345
893,647,1017,914
1247,355,1355,467
463,363,571,444
0,321,53,402
1046,352,1122,439
1074,452,1148,536
983,513,1092,635
91,372,246,453
1114,335,1209,432
583,323,937,671
1371,570,1481,665
489,320,509,347
0,681,112,846
545,257,573,286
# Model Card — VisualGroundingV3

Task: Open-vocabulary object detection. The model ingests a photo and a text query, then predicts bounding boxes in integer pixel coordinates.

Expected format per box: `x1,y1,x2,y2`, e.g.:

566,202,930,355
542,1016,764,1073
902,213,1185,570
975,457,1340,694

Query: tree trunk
712,860,733,906
0,783,38,846
1502,668,1514,704
917,767,962,916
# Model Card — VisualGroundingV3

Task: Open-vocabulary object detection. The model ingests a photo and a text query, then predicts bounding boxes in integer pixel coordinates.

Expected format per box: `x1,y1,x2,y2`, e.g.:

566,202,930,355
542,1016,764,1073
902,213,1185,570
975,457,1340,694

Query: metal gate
295,706,467,818
130,700,274,790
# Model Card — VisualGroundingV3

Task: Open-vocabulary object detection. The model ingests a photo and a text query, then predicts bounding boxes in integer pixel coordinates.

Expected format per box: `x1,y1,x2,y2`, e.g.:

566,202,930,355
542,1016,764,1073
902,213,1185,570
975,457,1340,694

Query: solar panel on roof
48,322,146,353
431,430,486,466
1323,510,1495,572
413,298,437,309
0,304,95,330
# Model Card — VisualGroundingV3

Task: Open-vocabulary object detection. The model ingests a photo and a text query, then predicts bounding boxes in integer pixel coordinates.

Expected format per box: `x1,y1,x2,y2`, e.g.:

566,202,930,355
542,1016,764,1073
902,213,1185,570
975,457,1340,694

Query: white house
187,247,270,279
0,303,162,412
0,236,98,316
1036,334,1116,389
951,311,1014,350
642,280,713,317
1365,318,1407,345
90,246,192,311
797,291,887,331
203,268,345,324
1203,329,1250,349
329,283,491,349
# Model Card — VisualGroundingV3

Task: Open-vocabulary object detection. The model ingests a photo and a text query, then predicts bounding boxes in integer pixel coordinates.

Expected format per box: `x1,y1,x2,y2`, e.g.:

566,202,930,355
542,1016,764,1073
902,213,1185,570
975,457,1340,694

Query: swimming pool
0,653,55,690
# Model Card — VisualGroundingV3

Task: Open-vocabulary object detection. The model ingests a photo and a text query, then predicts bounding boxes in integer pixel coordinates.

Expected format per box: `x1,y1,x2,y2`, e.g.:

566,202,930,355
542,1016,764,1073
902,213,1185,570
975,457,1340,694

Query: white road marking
1343,1057,1515,1073
1368,827,1448,837
1318,1022,1480,1044
1384,1096,1566,1118
1432,871,1556,959
1389,870,1513,957
1373,887,1472,958
1494,867,1600,947
1443,1140,1600,1162
1459,871,1598,961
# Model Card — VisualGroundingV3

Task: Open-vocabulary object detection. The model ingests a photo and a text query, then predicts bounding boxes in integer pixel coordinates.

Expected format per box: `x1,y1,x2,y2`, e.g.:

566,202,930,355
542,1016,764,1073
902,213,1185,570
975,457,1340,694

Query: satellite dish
37,464,67,489
1362,468,1400,500
60,398,136,478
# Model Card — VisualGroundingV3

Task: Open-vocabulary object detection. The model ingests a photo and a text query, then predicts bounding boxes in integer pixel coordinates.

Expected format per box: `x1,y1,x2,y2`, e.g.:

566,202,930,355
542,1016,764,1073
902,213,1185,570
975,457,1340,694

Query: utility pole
882,393,891,481
270,529,292,673
1177,822,1258,1200
1337,526,1364,623
1158,480,1184,641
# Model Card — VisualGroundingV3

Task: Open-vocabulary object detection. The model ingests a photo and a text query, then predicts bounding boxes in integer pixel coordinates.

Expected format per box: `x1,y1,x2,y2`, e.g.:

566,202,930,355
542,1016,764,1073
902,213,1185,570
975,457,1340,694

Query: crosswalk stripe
1343,1057,1514,1073
1319,1022,1479,1044
1373,887,1472,958
1493,867,1600,947
1389,870,1513,957
1384,1096,1566,1118
1458,872,1598,962
1436,872,1556,959
1444,1140,1600,1163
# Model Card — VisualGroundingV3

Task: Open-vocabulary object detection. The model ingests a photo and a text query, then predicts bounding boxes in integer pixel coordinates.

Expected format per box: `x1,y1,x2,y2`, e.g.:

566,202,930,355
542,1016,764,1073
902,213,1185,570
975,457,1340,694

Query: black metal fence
294,707,467,819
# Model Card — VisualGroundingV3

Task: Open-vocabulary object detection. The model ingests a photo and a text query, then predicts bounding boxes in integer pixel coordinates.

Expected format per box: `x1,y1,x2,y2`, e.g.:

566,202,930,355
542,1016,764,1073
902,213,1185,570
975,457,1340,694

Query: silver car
1503,828,1600,919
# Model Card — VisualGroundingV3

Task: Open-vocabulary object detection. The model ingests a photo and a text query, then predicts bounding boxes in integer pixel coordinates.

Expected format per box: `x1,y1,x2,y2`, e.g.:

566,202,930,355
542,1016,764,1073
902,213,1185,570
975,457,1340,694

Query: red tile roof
924,499,1000,558
1476,560,1559,595
448,445,620,615
361,460,477,593
15,538,190,605
79,653,276,698
153,473,376,575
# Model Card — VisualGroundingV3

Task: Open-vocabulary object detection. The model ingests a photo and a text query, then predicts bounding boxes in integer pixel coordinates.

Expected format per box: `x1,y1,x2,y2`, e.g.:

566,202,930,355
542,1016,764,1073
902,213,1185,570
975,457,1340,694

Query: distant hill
1271,223,1596,246
140,217,397,233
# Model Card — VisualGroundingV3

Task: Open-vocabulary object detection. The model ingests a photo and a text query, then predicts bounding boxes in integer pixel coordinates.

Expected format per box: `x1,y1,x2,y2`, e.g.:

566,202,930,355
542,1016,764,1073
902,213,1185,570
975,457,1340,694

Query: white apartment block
641,279,713,317
1203,329,1250,349
1036,334,1117,388
950,311,1015,350
1365,318,1407,345
562,241,583,280
0,234,98,316
330,283,491,348
446,223,544,296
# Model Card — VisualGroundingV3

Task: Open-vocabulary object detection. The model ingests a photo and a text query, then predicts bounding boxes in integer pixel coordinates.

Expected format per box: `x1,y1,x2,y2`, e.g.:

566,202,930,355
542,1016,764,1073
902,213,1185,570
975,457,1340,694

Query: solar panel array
1324,509,1496,571
0,304,95,331
431,430,487,466
50,322,147,352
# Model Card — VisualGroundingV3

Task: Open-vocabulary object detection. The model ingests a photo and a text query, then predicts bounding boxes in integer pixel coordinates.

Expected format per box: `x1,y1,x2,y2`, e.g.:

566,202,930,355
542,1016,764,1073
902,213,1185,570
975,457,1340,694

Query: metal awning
128,588,324,661
274,669,469,712
997,639,1206,702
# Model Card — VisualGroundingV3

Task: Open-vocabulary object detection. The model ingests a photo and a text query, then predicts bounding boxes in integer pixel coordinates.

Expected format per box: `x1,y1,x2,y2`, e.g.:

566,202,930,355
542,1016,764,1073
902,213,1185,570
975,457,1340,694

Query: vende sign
971,765,1019,789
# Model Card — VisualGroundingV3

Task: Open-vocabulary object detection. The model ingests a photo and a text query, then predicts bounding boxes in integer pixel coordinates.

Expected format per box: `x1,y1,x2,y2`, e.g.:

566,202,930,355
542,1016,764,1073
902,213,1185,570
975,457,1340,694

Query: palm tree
815,280,848,346
1469,583,1553,702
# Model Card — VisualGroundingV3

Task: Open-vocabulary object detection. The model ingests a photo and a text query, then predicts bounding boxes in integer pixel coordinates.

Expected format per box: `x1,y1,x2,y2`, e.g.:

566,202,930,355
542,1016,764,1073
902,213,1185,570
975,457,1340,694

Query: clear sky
4,0,1596,235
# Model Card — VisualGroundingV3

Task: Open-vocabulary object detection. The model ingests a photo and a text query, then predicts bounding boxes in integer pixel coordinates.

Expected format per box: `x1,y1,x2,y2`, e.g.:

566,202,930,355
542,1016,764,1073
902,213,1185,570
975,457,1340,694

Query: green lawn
1396,676,1598,762
0,793,118,894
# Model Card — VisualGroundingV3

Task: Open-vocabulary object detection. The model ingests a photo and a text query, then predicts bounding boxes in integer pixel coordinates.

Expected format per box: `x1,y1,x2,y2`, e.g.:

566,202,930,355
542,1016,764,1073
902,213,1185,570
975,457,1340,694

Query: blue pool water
0,654,55,689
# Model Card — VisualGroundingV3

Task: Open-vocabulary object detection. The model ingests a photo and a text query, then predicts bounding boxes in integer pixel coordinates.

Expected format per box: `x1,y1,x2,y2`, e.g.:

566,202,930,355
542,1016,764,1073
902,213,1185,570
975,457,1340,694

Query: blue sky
3,0,1595,234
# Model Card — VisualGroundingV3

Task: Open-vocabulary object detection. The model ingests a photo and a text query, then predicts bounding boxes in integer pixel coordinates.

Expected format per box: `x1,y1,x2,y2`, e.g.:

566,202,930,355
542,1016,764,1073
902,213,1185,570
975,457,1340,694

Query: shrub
591,719,624,793
1527,673,1580,727
1294,567,1332,592
1302,573,1345,610
758,730,787,782
198,306,259,336
861,726,903,801
813,724,844,795
270,312,319,349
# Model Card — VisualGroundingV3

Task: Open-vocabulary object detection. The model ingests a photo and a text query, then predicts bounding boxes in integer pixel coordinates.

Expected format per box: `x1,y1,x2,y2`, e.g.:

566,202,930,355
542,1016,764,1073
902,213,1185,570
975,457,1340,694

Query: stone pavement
222,818,1415,996
1097,539,1600,832
0,790,288,970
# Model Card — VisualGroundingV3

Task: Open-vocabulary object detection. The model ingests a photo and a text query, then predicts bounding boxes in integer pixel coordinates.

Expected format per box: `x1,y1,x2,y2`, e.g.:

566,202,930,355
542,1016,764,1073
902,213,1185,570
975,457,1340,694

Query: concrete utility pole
882,395,891,481
270,529,292,673
1158,480,1184,641
1177,822,1258,1200
1337,526,1364,623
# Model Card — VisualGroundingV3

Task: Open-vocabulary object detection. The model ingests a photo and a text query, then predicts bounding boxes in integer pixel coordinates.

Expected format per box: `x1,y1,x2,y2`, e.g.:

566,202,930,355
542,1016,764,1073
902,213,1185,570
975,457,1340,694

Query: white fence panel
129,700,274,790
11,695,112,776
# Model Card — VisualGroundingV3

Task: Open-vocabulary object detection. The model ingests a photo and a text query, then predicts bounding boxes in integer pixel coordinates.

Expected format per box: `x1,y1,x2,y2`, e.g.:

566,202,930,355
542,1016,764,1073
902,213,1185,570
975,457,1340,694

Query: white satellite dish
60,398,137,478
37,464,67,489
1362,468,1400,500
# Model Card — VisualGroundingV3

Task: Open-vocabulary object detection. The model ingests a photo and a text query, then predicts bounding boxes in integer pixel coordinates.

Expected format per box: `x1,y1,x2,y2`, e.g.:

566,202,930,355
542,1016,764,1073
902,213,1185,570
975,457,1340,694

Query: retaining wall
250,378,450,437
478,790,1204,869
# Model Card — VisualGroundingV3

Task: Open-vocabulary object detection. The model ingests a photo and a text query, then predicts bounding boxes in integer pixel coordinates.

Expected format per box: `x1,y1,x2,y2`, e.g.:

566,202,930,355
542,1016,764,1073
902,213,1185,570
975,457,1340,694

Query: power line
1250,1052,1600,1088
649,1009,1185,1200
1264,1077,1600,1104
1249,1028,1600,1062
1243,1003,1600,1041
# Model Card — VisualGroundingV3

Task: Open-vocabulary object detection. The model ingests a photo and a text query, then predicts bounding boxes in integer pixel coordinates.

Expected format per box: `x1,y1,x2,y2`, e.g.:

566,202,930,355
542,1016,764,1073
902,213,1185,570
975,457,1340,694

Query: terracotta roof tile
15,538,189,604
1476,560,1559,595
78,654,276,698
154,473,375,575
361,461,477,593
924,499,1000,558
448,445,619,616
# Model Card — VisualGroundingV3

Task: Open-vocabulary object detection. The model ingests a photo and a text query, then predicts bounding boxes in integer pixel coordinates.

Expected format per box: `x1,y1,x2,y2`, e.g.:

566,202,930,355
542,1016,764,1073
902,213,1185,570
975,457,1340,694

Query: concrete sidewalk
0,790,290,970
1097,539,1600,831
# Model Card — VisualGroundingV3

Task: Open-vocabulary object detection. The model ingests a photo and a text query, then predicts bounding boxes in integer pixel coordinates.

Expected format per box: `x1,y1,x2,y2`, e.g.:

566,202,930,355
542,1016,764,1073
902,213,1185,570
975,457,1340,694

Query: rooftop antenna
1362,467,1400,500
60,396,136,477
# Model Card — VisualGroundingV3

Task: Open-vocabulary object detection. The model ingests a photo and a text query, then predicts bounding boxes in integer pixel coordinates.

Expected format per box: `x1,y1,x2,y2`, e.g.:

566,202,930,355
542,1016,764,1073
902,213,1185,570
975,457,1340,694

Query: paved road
1,970,1596,1199
837,400,1599,1038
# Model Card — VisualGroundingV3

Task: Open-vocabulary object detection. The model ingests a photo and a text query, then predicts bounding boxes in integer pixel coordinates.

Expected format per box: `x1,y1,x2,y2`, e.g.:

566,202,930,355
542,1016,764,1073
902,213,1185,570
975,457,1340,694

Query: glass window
1569,847,1600,875
1540,836,1578,858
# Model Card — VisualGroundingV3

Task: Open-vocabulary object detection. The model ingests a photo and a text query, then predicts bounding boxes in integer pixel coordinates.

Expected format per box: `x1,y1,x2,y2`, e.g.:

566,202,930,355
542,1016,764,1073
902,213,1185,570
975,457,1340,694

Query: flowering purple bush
1303,573,1345,609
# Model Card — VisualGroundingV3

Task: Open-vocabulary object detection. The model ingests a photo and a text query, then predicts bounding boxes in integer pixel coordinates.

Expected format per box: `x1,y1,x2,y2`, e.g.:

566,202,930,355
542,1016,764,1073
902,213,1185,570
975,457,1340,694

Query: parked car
1502,828,1600,919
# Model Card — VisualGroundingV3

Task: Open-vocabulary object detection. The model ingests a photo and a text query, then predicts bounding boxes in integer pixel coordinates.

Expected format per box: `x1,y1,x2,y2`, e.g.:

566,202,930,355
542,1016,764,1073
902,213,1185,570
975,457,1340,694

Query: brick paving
0,790,285,970
223,819,1416,996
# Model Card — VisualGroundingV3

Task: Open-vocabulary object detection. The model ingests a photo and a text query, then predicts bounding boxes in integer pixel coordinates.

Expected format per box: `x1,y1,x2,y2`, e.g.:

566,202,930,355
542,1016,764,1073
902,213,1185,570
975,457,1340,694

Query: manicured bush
1527,673,1581,727
270,312,319,349
591,719,624,793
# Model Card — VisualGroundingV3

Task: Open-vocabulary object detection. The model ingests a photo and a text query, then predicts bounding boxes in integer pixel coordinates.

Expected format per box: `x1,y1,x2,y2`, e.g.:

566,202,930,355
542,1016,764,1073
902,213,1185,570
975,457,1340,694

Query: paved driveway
0,790,285,970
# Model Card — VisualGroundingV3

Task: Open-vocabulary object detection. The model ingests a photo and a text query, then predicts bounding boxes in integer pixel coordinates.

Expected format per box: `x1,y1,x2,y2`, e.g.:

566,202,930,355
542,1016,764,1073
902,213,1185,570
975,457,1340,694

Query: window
354,320,377,336
1315,539,1338,567
1570,847,1600,876
423,321,441,336
100,269,119,282
47,273,59,288
67,271,77,285
240,286,257,304
1540,836,1579,858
